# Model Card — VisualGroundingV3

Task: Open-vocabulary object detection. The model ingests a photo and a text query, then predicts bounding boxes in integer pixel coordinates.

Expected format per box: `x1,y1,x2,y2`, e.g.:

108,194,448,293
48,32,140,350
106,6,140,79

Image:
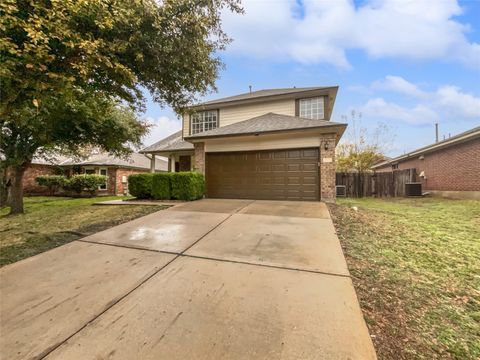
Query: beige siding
182,97,328,136
204,132,325,153
219,98,295,127
183,98,296,137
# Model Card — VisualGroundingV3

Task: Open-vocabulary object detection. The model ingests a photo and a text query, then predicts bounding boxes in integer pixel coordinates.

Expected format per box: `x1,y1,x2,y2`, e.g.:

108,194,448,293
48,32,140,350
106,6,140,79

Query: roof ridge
198,86,338,107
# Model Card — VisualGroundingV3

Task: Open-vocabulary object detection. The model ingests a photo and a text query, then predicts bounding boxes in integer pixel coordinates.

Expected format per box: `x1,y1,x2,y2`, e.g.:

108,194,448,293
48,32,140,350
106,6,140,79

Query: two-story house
141,87,346,202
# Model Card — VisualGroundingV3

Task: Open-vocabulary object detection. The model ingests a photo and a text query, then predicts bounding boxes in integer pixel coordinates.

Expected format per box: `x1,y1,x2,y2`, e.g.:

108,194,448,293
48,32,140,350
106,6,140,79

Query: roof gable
141,130,194,153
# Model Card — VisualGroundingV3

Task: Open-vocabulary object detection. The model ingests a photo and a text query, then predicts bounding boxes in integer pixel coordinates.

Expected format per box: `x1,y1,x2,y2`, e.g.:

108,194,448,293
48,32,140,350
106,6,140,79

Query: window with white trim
299,97,325,120
99,168,108,190
191,110,218,134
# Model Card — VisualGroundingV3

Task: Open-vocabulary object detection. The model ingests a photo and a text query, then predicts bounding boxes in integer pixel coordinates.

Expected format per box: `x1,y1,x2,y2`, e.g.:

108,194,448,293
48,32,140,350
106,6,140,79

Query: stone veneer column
194,142,205,174
320,134,337,203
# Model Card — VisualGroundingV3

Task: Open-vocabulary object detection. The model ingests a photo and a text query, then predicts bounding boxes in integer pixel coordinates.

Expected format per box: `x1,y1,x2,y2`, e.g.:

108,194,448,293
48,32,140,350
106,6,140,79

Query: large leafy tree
0,0,242,213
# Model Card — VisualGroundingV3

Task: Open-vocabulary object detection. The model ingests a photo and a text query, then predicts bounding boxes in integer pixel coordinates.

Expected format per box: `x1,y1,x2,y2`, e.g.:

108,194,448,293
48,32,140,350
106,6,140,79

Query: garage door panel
303,176,317,185
206,148,319,201
302,149,319,158
302,163,317,172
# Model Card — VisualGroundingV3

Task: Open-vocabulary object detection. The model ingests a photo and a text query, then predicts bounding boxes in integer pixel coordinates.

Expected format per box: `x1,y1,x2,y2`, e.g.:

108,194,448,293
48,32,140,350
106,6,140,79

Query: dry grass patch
0,196,167,266
329,198,480,360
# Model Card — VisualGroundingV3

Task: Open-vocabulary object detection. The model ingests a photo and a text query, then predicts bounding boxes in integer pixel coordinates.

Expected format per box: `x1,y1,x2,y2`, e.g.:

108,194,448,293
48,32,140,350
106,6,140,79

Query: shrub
152,173,173,200
128,172,205,200
128,173,154,199
63,174,107,196
35,175,67,195
170,172,205,200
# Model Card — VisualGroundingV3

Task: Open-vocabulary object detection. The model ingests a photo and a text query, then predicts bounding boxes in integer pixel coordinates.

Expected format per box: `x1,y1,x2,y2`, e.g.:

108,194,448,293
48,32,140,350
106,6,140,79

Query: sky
142,0,480,156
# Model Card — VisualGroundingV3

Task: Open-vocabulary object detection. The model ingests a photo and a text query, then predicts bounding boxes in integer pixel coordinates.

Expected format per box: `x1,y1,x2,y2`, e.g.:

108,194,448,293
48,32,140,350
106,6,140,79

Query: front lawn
328,198,480,360
0,196,167,267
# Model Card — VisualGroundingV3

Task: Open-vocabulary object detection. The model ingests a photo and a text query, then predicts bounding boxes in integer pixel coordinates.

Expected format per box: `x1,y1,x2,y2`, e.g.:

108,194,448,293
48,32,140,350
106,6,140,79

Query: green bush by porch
152,173,173,200
128,172,204,201
127,174,154,199
170,172,205,201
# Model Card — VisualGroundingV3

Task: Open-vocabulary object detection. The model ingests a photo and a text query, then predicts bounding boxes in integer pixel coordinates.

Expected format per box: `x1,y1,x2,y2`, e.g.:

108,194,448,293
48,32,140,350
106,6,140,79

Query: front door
179,156,191,172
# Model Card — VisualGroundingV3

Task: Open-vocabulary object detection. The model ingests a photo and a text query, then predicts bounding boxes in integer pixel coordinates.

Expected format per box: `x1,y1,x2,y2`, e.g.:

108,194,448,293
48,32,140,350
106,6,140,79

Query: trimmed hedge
128,172,204,200
152,173,173,200
128,173,154,199
36,175,66,187
171,172,205,200
64,174,107,195
36,174,106,196
35,175,66,195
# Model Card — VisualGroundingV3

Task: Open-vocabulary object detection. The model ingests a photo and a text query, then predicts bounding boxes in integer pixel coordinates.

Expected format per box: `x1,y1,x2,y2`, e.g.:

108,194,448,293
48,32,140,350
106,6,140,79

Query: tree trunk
9,165,27,214
0,166,10,208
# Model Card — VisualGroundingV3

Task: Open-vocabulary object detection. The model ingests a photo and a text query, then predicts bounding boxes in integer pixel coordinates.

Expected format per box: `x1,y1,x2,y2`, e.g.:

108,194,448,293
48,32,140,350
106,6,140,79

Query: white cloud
222,0,480,69
362,98,439,124
435,86,480,118
372,75,428,98
142,116,181,147
365,75,480,122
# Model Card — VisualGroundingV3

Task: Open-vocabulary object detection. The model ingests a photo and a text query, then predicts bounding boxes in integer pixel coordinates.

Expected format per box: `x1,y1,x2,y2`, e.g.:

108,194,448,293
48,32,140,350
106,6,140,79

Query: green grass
328,197,480,360
0,196,167,267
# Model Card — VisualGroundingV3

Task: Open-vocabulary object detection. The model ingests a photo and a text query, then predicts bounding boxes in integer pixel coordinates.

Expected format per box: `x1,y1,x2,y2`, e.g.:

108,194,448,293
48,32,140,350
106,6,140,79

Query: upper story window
191,110,218,135
299,97,325,120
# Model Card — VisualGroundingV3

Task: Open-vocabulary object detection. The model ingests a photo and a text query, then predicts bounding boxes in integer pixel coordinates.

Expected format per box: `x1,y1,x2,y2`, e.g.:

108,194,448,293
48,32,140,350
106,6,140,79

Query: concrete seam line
178,200,256,255
39,203,254,358
76,239,350,279
178,253,351,279
37,253,180,359
76,239,180,256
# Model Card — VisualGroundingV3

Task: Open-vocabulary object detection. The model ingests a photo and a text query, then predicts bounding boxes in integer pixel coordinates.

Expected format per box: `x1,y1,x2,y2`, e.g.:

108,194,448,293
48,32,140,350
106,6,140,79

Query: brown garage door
206,148,319,201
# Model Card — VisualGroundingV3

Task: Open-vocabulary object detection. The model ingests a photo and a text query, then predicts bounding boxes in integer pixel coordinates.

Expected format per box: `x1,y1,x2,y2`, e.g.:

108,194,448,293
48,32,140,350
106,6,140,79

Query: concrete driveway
0,199,376,360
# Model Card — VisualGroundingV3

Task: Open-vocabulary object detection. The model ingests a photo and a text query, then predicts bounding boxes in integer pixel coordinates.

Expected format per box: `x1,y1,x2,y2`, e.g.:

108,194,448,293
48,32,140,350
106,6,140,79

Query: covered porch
149,150,195,173
141,130,195,173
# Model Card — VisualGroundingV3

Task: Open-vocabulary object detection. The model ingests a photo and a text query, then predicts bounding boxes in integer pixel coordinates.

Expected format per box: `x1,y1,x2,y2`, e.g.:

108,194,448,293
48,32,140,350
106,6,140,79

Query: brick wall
374,138,480,191
194,142,205,174
116,168,149,195
82,166,150,195
23,164,56,195
19,164,153,196
320,134,337,202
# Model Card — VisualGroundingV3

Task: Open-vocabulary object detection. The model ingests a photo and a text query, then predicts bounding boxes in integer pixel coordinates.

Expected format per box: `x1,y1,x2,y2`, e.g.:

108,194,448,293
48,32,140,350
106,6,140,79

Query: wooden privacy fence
336,169,417,197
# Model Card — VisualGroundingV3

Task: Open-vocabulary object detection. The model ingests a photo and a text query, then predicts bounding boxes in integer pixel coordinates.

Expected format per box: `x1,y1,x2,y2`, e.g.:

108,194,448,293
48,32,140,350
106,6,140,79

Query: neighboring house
142,87,347,202
372,126,480,199
23,152,167,195
22,156,70,195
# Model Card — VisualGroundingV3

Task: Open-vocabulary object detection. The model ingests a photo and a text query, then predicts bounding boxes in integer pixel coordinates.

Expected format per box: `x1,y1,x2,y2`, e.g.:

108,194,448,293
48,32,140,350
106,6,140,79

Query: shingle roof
141,130,194,153
58,152,167,171
198,87,337,107
185,113,346,140
31,154,71,166
371,125,480,169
